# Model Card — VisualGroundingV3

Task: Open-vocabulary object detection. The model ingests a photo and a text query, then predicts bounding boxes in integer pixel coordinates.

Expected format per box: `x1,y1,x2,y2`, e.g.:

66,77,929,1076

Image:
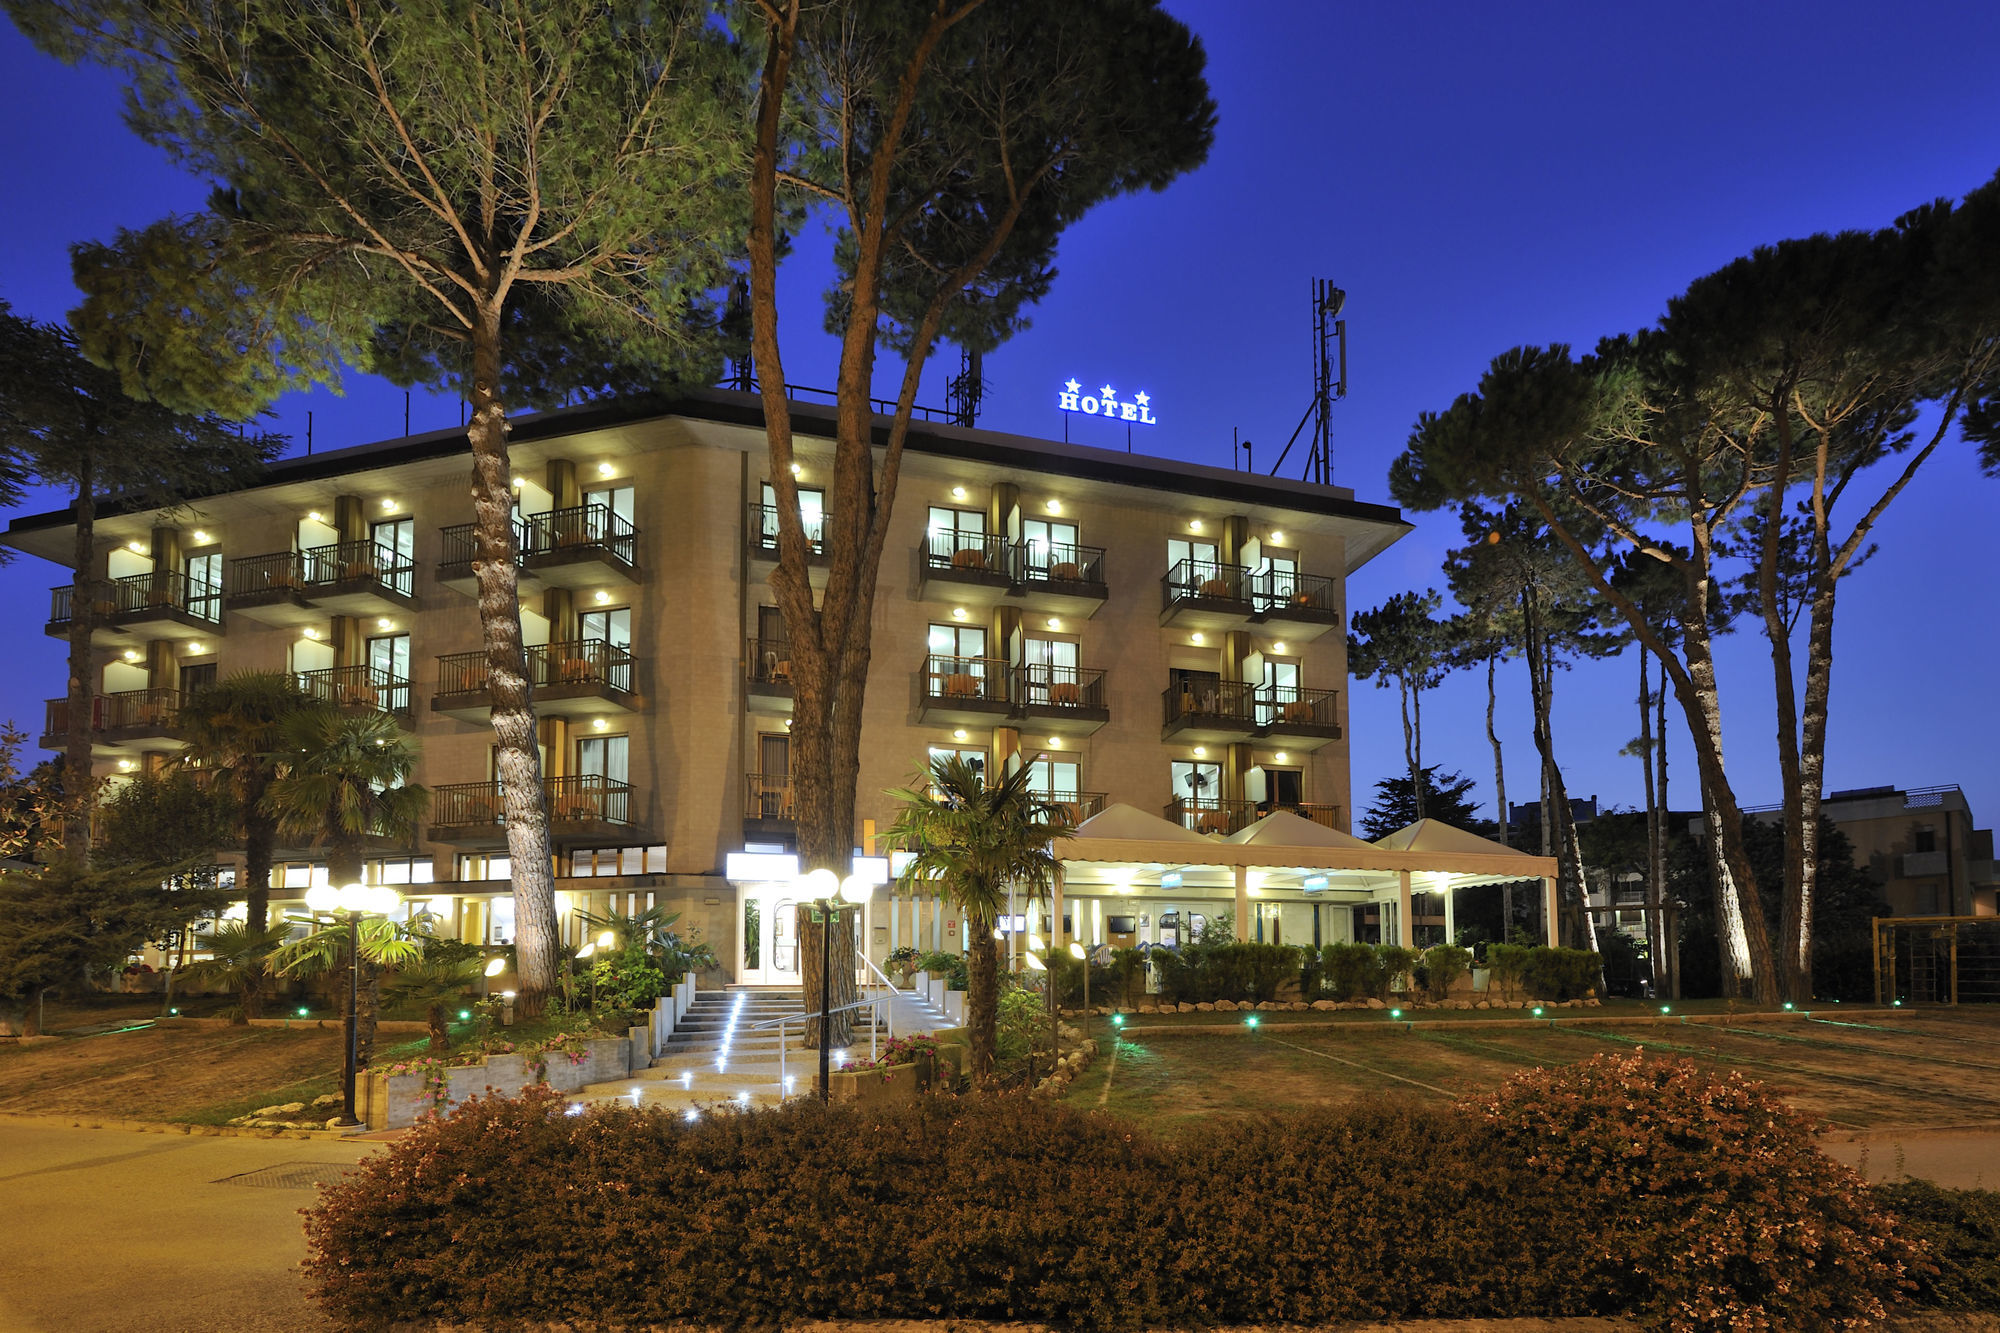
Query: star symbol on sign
1064,378,1080,394
1101,384,1116,400
1135,392,1150,406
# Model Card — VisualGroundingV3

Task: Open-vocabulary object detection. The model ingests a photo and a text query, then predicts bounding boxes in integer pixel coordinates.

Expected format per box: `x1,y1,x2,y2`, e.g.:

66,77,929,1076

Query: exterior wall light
598,461,616,476
123,649,142,662
594,590,611,604
1190,631,1204,645
1271,641,1287,654
192,530,210,543
484,957,507,976
1046,499,1062,514
186,642,206,654
1188,519,1203,533
377,617,393,630
952,728,969,741
1270,531,1285,544
952,607,968,620
381,498,396,510
1192,746,1206,758
127,540,147,553
951,485,967,501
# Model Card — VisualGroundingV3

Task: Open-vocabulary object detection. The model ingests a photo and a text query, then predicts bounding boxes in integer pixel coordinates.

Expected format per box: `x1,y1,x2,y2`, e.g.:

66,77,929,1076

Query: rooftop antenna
1267,279,1346,484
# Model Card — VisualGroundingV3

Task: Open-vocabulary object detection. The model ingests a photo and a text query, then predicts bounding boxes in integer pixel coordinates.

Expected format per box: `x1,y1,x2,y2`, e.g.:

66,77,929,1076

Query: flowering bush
372,1055,449,1112
843,1033,938,1080
1473,1049,1916,1331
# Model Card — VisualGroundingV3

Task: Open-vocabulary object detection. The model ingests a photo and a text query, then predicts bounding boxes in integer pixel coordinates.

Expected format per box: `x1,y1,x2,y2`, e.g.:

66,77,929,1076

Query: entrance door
738,884,801,984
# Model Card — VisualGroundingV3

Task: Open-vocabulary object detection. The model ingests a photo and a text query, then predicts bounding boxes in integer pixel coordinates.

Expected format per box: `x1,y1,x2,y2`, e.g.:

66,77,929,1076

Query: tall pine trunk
465,300,558,1017
62,468,97,865
1397,677,1422,820
1758,413,1813,1002
1485,654,1506,842
1521,587,1590,949
242,775,276,933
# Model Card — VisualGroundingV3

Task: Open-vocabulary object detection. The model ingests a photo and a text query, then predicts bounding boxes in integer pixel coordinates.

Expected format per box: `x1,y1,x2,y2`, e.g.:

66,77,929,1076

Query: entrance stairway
572,980,949,1114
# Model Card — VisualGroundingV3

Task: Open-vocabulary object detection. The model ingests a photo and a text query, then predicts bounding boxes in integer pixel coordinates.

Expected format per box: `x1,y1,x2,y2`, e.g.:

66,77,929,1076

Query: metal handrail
747,992,893,1096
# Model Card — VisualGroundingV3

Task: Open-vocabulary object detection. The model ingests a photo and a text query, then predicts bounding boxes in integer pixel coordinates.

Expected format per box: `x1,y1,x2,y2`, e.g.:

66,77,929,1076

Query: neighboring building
4,388,1416,981
1508,794,1598,837
1802,785,1997,918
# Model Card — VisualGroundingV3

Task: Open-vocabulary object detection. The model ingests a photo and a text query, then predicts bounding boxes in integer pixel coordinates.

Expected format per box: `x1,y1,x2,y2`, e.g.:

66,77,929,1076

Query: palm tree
380,952,482,1054
883,755,1072,1088
272,915,425,1064
263,709,429,888
175,673,316,932
182,922,287,1023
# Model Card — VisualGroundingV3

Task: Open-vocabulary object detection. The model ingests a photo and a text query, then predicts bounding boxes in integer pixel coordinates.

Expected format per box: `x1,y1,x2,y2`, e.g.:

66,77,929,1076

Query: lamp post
303,881,404,1127
798,868,874,1103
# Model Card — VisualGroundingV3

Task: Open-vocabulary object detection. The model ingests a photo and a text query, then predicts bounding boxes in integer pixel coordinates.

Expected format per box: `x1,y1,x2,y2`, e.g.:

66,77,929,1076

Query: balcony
919,531,1013,606
1160,558,1254,631
747,503,828,587
1900,850,1949,878
1161,679,1259,743
1011,540,1109,617
47,573,223,645
520,504,638,590
1249,568,1343,642
746,636,794,714
437,519,538,598
1256,684,1343,750
298,665,413,724
428,774,636,845
743,772,795,845
40,688,184,754
916,653,1012,728
225,541,416,625
1268,801,1343,830
1037,789,1108,827
1165,795,1258,836
433,639,637,722
1012,663,1109,736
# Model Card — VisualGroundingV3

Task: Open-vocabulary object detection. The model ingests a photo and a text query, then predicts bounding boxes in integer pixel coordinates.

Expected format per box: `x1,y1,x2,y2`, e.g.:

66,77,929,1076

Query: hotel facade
6,389,1463,983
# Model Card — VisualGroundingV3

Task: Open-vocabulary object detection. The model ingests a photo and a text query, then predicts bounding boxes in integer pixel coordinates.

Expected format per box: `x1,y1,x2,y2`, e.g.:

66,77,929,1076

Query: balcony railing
439,519,529,580
920,654,1010,705
1162,679,1258,728
431,775,633,830
745,772,794,822
923,530,1010,577
300,539,416,596
435,638,634,697
747,636,794,687
43,687,183,738
1015,539,1107,588
1268,801,1342,830
1013,662,1107,710
224,550,307,599
1162,557,1252,609
298,664,412,716
1252,567,1340,617
1165,796,1258,836
523,503,636,567
1257,684,1340,728
748,503,826,557
1035,789,1107,826
49,572,222,626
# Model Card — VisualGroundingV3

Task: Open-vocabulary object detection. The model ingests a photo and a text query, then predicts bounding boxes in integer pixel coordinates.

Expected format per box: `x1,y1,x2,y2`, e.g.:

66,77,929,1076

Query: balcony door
753,733,791,820
1026,757,1083,823
1259,658,1298,724
576,733,629,785
761,482,824,546
1022,635,1077,704
1020,517,1079,578
1171,759,1222,828
928,623,989,695
371,517,414,594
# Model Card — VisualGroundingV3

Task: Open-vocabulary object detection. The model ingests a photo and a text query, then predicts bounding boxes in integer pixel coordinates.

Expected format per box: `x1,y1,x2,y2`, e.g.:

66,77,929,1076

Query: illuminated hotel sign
1058,378,1156,425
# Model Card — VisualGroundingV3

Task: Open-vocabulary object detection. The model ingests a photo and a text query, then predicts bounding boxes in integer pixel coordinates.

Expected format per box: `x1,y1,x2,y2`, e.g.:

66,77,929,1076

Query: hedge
1146,940,1602,1005
304,1051,1949,1332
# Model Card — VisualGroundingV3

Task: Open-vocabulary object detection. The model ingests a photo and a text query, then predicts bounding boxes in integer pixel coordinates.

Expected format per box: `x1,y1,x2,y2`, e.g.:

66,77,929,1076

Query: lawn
1063,1007,2000,1135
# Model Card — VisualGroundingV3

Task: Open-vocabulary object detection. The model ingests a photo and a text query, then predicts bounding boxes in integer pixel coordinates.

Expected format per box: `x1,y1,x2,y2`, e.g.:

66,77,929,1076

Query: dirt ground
1062,1008,2000,1184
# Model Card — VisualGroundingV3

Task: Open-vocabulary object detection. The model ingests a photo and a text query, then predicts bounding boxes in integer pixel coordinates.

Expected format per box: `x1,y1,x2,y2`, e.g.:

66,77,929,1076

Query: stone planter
943,990,965,1024
829,1060,919,1106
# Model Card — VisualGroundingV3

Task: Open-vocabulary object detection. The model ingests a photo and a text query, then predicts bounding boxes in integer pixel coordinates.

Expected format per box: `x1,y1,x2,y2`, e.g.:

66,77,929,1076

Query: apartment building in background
1811,785,1997,918
4,389,1410,981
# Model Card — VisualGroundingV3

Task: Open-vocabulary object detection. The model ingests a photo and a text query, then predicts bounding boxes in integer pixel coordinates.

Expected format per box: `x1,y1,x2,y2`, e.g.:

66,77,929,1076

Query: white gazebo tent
1047,805,1557,950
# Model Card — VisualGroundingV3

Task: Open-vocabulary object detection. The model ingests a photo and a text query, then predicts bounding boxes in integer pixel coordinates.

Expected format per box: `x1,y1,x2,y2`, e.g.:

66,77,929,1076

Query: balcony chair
1049,679,1083,706
951,546,988,571
555,655,593,685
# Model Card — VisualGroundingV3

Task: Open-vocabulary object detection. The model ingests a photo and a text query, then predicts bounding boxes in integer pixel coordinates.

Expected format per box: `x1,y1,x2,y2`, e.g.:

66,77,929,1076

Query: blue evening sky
1,2,1996,829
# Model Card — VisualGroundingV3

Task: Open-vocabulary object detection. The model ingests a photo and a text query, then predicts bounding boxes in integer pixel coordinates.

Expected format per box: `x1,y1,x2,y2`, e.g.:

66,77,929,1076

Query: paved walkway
0,1120,378,1332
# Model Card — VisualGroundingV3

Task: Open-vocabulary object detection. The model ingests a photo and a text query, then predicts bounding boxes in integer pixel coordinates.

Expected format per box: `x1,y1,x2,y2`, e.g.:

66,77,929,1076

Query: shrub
914,949,968,990
1872,1181,2000,1310
1319,941,1385,1000
1375,944,1421,994
1152,941,1303,1004
1474,1050,1917,1330
1420,943,1473,1000
1485,941,1530,998
1520,945,1601,1000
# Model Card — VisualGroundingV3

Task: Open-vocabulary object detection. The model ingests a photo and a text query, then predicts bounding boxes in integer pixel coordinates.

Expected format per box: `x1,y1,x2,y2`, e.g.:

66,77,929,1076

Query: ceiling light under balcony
1190,632,1204,645
1046,618,1062,631
302,628,320,640
950,485,967,501
1188,519,1203,533
118,759,135,771
594,590,611,604
186,642,206,654
127,540,146,554
1274,752,1290,764
1047,737,1061,749
1192,746,1207,758
191,530,210,544
307,510,323,522
1045,499,1062,514
1271,641,1287,654
592,718,608,731
381,498,396,511
377,617,393,630
790,462,803,477
598,461,615,477
1270,531,1285,544
952,728,968,742
122,650,141,663
951,607,968,621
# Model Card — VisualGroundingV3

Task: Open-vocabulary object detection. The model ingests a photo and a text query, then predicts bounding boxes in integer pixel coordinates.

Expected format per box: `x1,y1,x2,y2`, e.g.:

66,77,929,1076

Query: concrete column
1051,865,1065,947
546,457,581,510
1443,885,1456,948
333,494,366,543
1234,864,1250,938
1397,870,1414,947
1543,877,1559,946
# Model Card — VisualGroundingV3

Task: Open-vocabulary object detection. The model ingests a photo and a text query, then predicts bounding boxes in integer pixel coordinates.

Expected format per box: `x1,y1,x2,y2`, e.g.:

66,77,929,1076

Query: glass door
371,518,415,594
1022,635,1078,705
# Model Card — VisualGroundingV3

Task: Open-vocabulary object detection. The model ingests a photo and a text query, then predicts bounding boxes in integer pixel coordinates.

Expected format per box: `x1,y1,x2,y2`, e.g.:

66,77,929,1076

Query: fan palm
883,755,1072,1087
263,709,429,888
182,922,287,1023
174,673,317,931
381,953,482,1054
272,915,427,1065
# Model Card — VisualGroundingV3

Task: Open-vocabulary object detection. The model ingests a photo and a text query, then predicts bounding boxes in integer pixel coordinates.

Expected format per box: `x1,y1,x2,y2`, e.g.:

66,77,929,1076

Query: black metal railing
298,539,416,596
43,687,183,737
1035,789,1107,825
1162,557,1251,609
1015,539,1107,588
920,654,1010,705
438,519,529,579
745,772,794,821
1013,663,1107,710
225,551,307,600
431,775,633,829
298,664,412,716
1268,802,1342,830
1165,796,1258,836
747,636,794,686
435,638,634,697
1162,678,1258,727
51,572,222,625
523,503,637,567
1252,567,1339,617
1258,684,1340,728
923,529,1009,576
748,503,826,557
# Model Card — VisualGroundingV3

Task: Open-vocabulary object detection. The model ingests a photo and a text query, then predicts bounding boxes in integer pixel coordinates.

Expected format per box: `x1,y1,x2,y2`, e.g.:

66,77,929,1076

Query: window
1914,825,1938,854
368,633,410,682
368,857,436,886
568,845,668,877
486,895,515,945
751,734,792,819
579,606,631,650
583,484,635,526
927,505,989,568
928,745,986,781
1026,757,1080,799
179,662,217,696
1264,767,1304,808
1167,536,1219,571
927,622,987,661
1171,761,1222,818
371,517,415,593
457,853,511,881
576,733,630,784
761,483,824,547
1021,635,1079,704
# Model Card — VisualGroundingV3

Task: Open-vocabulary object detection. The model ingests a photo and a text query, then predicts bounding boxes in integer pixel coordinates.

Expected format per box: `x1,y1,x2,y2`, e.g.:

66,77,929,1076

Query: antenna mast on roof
1267,279,1346,484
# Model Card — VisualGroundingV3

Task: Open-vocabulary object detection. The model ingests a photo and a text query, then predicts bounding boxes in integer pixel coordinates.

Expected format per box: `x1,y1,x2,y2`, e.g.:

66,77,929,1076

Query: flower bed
305,1051,1952,1331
